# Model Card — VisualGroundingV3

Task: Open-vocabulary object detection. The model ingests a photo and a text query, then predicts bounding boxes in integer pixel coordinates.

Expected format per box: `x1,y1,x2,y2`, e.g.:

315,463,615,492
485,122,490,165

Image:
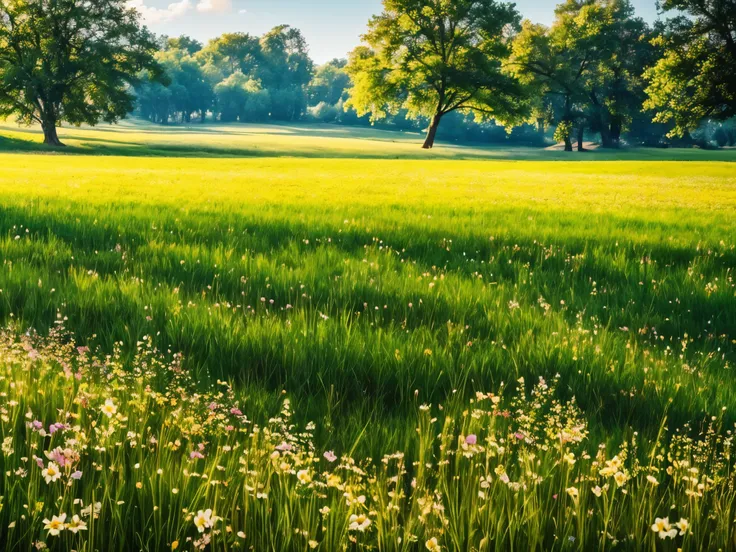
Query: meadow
0,122,735,550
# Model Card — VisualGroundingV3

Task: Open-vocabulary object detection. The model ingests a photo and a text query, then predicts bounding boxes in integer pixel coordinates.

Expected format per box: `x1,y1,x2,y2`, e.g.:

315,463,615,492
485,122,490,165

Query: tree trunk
610,119,622,148
201,110,206,123
577,125,585,152
42,120,64,147
422,113,442,149
564,134,573,152
536,118,545,136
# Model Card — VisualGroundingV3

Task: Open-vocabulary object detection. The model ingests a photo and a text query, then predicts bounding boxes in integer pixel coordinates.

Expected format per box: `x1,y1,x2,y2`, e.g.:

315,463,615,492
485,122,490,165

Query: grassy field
0,121,735,550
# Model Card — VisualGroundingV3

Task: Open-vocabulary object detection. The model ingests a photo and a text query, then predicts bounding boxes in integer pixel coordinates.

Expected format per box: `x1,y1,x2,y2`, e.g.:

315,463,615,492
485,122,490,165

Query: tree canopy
345,0,529,148
644,0,736,136
0,0,160,145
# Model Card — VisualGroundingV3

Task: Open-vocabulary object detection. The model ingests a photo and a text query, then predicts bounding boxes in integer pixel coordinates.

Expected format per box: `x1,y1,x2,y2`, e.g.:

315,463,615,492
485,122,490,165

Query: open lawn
0,122,735,550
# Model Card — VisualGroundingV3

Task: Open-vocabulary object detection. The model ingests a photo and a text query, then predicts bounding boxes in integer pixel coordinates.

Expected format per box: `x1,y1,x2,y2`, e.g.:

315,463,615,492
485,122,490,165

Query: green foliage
0,0,160,145
345,0,529,148
644,0,736,136
511,0,656,149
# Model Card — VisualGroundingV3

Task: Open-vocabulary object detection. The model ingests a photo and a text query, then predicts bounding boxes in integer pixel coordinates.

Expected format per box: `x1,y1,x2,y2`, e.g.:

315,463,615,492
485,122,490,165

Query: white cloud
128,0,193,24
196,0,232,14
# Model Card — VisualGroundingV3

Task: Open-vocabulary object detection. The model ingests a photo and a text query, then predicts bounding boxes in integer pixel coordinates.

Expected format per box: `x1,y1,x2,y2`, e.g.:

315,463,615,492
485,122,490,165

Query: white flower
65,515,87,533
193,509,217,533
348,513,372,532
101,399,117,418
43,514,67,536
425,537,441,551
296,470,312,485
42,462,62,484
675,518,689,535
651,517,678,539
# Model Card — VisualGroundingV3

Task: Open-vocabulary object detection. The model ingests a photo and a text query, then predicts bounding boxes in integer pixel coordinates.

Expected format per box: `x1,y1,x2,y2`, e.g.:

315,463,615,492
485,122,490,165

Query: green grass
3,118,736,160
0,121,735,549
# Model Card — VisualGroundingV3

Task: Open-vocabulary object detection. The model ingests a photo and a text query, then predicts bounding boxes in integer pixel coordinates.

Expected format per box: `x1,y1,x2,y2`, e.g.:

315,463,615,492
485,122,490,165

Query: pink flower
465,434,477,445
323,451,337,462
70,471,83,480
229,407,242,416
190,451,205,460
514,432,525,440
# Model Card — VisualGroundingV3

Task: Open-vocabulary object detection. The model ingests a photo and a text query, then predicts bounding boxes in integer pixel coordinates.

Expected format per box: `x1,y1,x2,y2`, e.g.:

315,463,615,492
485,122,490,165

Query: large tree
0,0,160,146
512,0,653,151
346,0,528,149
644,0,736,136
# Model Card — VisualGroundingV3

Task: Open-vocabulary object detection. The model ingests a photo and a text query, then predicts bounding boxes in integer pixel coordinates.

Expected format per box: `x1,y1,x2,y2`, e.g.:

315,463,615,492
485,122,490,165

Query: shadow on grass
2,121,736,161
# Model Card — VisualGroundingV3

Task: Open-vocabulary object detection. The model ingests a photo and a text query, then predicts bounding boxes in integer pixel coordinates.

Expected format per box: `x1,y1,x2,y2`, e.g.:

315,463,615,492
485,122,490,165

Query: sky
129,0,662,64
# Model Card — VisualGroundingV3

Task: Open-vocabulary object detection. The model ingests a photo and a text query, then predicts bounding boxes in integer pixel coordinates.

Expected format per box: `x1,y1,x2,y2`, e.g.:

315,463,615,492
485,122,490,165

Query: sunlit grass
0,123,734,549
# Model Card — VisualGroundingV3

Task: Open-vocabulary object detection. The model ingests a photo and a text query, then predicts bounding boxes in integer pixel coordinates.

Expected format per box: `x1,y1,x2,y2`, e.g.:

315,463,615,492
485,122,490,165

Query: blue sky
130,0,662,63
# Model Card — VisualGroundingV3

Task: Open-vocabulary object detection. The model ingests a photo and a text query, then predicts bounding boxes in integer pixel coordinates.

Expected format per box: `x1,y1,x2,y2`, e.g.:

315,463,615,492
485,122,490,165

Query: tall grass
0,328,734,551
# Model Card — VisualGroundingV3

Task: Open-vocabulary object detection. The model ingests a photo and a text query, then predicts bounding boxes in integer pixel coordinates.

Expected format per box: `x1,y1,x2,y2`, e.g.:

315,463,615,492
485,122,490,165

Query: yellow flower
308,540,319,549
171,540,179,550
646,475,659,486
565,486,579,501
425,537,441,552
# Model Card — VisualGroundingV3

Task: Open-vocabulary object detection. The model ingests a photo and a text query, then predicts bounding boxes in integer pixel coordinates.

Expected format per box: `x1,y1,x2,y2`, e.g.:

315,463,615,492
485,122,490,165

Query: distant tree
309,60,351,106
198,33,261,76
511,18,590,151
0,0,161,146
167,36,203,56
512,0,654,151
346,0,529,149
644,0,736,136
214,72,271,123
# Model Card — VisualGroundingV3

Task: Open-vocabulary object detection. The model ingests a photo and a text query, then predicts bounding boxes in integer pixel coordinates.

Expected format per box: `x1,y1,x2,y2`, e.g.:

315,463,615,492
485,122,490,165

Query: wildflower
65,515,87,533
348,513,372,532
171,541,179,550
70,471,83,480
566,487,579,501
675,518,689,535
42,462,62,484
651,517,678,539
646,475,659,486
614,471,628,487
323,451,337,462
101,399,117,418
43,514,66,536
308,541,319,549
193,509,217,533
591,486,602,497
425,537,441,551
563,452,576,466
296,470,312,485
465,434,477,445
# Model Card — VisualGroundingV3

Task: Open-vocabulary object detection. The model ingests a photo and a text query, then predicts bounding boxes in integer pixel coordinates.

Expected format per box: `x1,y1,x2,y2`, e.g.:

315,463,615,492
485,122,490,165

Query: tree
511,0,654,151
309,59,350,106
644,0,736,136
346,0,529,149
0,0,161,146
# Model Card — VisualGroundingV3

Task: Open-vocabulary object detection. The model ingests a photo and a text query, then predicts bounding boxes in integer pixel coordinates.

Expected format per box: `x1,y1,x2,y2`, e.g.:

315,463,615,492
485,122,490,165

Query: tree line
1,0,735,149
